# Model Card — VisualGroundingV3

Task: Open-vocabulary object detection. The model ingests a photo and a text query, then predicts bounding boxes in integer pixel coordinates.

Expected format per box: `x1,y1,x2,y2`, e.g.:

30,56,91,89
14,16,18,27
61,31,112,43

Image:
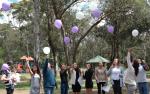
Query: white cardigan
70,69,76,85
124,52,136,86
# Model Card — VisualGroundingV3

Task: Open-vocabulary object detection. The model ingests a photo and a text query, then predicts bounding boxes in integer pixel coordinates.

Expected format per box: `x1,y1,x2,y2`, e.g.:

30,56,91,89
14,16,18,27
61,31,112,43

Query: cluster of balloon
64,36,70,45
1,2,11,11
54,19,62,29
71,26,79,33
107,25,114,33
91,8,102,19
132,29,139,37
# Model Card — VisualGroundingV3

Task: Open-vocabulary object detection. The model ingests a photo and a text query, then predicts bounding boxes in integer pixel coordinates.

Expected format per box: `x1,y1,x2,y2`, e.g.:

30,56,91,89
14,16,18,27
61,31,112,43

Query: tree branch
60,0,79,18
72,11,118,63
51,0,59,18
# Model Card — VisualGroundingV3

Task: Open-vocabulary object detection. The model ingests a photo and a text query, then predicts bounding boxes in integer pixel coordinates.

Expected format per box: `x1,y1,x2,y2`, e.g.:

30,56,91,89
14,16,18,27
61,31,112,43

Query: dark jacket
43,58,56,88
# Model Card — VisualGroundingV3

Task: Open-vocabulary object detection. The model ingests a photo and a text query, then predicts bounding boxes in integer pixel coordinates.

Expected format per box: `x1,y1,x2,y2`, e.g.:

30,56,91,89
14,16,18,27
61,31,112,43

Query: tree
95,0,150,60
33,0,40,63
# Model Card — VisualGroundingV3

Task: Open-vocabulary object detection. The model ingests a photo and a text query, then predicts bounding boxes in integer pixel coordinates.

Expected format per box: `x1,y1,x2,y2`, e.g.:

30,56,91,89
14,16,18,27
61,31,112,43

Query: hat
1,63,10,71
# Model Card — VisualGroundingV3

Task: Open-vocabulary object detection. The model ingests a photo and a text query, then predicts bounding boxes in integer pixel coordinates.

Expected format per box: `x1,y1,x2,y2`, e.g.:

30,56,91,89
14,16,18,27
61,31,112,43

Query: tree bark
33,0,40,63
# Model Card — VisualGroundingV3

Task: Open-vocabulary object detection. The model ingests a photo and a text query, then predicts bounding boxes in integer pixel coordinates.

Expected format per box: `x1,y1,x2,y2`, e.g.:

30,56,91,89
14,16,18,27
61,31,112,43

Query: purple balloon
64,36,70,45
107,25,114,33
1,3,11,11
71,26,79,33
91,9,102,18
54,19,62,29
1,63,9,71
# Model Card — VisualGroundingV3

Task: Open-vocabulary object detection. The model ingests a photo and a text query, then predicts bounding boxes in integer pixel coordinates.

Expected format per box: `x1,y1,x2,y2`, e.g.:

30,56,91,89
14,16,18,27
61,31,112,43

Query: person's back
43,58,56,94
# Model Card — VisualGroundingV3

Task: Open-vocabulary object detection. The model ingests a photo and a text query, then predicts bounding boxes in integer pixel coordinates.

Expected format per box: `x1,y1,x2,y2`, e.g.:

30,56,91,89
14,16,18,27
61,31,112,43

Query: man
43,56,56,94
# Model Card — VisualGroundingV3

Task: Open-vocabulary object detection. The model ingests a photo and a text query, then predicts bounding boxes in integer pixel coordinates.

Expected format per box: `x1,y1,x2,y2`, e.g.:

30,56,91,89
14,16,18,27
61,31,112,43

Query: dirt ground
0,89,29,94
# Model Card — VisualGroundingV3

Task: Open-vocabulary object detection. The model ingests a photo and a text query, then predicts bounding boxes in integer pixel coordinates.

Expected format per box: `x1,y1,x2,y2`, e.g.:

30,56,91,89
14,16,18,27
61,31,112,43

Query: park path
0,89,107,94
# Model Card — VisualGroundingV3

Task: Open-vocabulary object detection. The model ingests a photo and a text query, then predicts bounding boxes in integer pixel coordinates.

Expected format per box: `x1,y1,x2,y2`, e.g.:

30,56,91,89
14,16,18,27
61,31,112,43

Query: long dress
30,73,40,94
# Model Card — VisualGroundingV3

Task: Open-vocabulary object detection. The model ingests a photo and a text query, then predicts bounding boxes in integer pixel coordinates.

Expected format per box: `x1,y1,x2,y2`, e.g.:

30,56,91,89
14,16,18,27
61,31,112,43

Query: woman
60,64,69,94
1,63,16,94
70,63,81,94
124,48,137,94
26,60,41,94
136,59,149,94
95,62,107,94
107,58,123,94
83,64,94,94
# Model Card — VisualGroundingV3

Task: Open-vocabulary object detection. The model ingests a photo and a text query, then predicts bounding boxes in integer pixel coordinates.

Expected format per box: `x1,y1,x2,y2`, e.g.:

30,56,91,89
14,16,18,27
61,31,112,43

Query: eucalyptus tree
95,0,150,60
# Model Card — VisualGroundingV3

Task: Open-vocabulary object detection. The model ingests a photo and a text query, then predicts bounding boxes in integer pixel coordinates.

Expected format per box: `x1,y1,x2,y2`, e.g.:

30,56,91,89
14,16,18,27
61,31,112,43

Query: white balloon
43,47,50,54
132,29,139,37
76,11,85,20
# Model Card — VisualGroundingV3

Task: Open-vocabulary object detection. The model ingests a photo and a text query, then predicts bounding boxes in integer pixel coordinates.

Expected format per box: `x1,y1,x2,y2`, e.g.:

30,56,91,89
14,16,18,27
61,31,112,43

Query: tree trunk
33,0,40,62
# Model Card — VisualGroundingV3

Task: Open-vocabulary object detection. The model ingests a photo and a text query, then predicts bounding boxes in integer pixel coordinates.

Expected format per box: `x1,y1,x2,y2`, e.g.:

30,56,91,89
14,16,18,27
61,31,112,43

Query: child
26,60,41,94
1,63,16,94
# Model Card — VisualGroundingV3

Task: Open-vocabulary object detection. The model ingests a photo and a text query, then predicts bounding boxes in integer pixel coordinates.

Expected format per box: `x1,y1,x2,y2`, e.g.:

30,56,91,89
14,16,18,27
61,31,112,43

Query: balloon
43,47,50,54
1,2,11,11
1,63,9,71
76,11,85,20
54,19,62,29
71,26,79,33
107,25,114,33
132,29,139,37
91,8,102,18
64,37,70,45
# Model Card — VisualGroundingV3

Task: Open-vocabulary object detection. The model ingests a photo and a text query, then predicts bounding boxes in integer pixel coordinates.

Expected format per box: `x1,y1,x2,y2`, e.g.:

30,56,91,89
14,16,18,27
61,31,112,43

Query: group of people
59,48,149,94
0,48,150,94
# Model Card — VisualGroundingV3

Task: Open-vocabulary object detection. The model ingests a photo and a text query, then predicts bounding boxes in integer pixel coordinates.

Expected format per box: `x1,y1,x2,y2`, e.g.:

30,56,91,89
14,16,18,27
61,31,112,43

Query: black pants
112,80,122,94
97,82,106,94
6,88,14,94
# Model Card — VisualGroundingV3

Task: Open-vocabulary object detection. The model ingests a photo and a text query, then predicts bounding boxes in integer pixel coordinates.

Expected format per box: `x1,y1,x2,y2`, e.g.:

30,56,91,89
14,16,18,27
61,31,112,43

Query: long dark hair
132,59,139,76
32,61,41,80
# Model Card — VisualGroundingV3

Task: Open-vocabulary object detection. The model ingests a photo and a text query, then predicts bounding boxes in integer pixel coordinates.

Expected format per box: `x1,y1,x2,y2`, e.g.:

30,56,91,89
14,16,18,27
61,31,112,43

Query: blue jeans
61,83,68,94
138,82,149,94
44,87,54,94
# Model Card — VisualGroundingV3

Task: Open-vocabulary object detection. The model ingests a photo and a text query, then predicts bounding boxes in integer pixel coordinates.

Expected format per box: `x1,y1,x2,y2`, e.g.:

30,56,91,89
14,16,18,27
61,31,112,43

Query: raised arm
43,56,49,73
127,49,134,70
142,61,150,71
26,61,33,76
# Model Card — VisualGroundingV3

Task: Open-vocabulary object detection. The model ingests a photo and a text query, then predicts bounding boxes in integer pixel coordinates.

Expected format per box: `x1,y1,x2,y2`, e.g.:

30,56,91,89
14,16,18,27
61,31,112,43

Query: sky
0,0,105,27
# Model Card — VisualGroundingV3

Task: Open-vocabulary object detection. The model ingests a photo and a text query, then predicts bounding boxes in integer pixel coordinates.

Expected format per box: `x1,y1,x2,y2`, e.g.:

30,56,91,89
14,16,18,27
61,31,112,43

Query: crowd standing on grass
0,48,150,94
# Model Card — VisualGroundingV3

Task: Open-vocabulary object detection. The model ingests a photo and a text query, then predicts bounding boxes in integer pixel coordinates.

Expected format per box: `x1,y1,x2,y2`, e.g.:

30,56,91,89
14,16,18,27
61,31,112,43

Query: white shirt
111,67,121,80
124,52,136,86
136,64,147,83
